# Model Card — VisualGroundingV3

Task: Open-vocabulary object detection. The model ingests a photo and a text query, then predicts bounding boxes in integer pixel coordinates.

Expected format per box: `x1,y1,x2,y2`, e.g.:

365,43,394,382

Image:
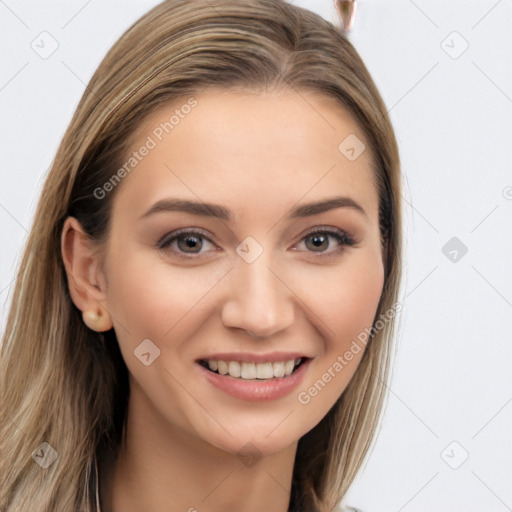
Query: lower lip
197,359,311,402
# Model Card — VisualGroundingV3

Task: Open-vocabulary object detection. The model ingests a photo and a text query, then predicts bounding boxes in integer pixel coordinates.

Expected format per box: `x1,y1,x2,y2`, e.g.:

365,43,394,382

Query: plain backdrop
1,1,511,511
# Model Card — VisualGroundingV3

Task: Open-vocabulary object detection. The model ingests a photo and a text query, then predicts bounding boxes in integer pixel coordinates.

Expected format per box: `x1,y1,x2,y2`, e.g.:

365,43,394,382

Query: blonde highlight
0,1,403,511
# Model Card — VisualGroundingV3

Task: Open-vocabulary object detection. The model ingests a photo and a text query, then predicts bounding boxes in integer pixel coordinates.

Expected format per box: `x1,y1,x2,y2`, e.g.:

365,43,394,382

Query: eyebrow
139,196,368,221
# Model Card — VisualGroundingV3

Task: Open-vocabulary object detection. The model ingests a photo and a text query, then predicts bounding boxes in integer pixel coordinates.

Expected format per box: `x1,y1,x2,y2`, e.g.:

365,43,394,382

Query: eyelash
157,226,356,260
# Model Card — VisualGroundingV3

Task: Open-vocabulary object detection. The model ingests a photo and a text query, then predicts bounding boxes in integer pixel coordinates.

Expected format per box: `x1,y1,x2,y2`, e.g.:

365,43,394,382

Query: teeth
256,362,274,379
241,362,256,379
217,360,228,375
205,358,303,380
284,359,295,375
228,361,241,378
272,361,285,378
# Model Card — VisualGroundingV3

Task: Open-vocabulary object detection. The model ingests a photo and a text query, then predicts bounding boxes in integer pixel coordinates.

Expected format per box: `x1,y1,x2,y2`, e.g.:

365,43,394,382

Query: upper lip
196,351,311,364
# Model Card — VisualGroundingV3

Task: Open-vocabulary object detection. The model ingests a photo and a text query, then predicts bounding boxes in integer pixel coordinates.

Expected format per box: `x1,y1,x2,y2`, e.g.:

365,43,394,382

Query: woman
0,1,402,511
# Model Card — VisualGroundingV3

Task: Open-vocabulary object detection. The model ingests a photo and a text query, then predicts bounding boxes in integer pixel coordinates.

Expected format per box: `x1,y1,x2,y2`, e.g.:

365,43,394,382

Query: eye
157,226,356,260
157,229,218,258
294,227,355,257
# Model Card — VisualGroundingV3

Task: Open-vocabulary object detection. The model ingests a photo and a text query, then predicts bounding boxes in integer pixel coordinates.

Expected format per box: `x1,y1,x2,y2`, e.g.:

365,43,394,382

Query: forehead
111,88,379,225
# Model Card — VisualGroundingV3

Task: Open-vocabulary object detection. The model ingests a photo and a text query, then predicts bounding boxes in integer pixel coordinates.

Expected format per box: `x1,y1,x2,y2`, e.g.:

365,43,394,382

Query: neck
98,391,297,512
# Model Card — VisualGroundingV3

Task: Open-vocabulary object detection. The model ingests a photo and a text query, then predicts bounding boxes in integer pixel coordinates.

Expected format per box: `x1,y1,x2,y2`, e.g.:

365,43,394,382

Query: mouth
197,357,309,380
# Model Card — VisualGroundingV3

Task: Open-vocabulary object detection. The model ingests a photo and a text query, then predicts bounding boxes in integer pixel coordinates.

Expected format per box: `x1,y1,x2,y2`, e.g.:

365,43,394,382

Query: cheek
294,251,384,418
328,254,384,392
301,249,385,351
103,243,230,342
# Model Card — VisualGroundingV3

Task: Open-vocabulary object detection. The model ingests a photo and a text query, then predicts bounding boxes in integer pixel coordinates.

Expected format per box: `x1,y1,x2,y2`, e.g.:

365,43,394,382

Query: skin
61,88,385,512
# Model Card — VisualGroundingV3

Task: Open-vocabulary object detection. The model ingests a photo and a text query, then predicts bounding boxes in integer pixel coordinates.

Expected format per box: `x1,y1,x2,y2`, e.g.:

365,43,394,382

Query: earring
83,309,112,332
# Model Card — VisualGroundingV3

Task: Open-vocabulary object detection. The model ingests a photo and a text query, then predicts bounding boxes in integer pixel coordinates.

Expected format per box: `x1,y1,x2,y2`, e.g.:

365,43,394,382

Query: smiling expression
98,88,385,456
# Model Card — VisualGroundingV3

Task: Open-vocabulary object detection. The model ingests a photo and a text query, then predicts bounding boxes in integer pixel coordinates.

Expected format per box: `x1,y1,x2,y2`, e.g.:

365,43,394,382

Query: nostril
245,330,263,338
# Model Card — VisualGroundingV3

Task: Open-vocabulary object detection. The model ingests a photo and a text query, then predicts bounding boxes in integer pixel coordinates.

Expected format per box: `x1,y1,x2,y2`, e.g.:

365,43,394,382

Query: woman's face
99,88,384,457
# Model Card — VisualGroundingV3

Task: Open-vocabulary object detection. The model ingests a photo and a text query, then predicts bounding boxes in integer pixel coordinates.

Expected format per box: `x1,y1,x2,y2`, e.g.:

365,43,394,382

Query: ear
61,216,113,332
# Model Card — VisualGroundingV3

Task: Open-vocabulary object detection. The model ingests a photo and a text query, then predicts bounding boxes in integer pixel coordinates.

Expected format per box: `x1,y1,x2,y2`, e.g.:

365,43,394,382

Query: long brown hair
0,1,402,511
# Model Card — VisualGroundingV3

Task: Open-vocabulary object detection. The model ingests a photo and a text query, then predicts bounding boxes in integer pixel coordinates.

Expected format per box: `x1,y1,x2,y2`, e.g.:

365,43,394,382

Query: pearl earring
83,310,111,332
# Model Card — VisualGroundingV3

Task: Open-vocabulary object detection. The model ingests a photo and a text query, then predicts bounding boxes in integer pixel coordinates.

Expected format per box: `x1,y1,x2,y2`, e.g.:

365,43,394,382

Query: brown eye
158,229,217,257
176,234,203,253
305,233,330,252
296,228,355,257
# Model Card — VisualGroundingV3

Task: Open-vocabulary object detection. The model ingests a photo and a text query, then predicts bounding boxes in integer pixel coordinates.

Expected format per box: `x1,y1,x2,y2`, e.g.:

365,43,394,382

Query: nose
220,253,295,338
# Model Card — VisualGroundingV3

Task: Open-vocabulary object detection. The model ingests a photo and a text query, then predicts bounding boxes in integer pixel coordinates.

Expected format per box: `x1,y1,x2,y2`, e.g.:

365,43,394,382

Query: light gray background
1,1,511,511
